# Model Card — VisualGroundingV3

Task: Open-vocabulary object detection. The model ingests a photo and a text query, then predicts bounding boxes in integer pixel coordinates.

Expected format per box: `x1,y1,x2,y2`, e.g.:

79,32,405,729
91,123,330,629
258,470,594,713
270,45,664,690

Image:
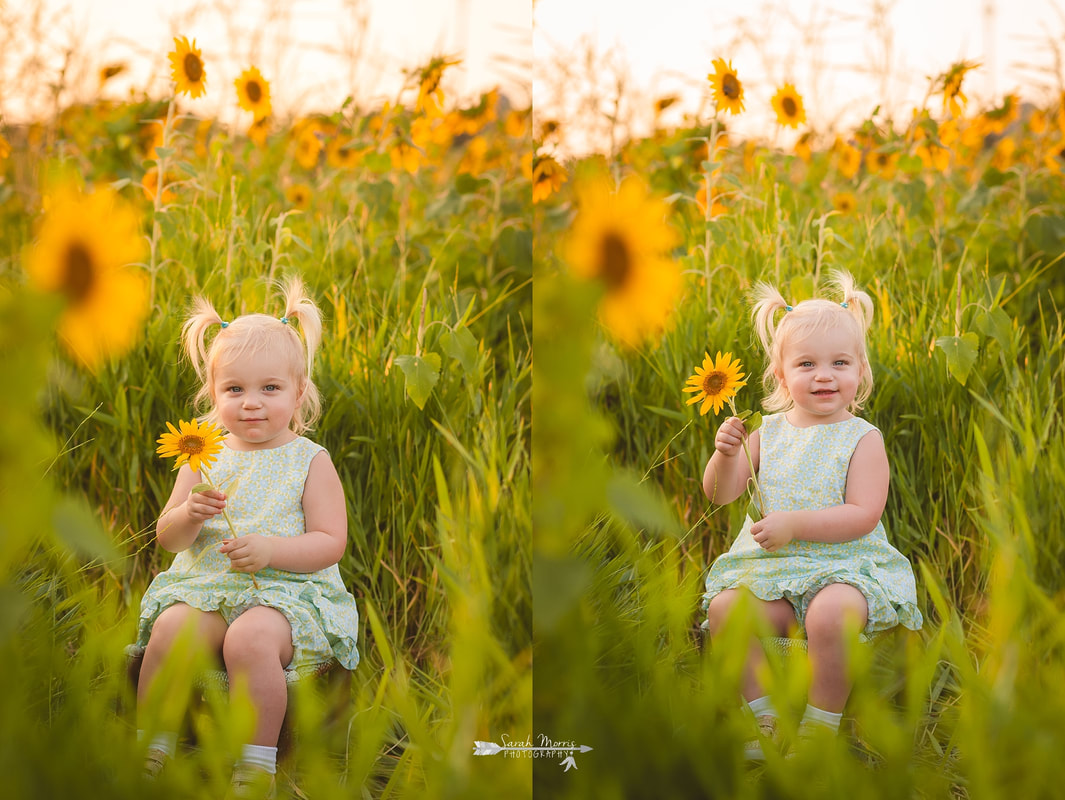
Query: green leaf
644,405,686,422
441,326,478,376
745,411,763,434
152,146,176,159
52,496,118,562
532,553,590,632
736,409,752,421
454,173,487,194
395,353,441,410
606,472,682,537
935,333,980,386
746,499,763,523
189,482,214,494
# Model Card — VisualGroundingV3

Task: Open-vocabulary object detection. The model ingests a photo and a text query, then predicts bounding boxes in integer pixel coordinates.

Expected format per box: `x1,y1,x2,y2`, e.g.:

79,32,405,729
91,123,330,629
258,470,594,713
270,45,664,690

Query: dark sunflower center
184,53,203,83
877,153,889,166
722,74,740,99
180,434,205,455
246,80,262,103
599,232,632,290
63,242,95,302
702,371,727,395
782,96,797,116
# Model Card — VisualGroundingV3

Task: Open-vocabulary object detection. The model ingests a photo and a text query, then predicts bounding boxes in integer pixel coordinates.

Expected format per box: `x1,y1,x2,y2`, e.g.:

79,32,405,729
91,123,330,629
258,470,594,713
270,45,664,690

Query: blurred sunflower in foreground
939,60,980,117
415,56,461,116
234,66,272,119
708,57,744,116
565,177,681,347
24,184,148,368
169,36,207,99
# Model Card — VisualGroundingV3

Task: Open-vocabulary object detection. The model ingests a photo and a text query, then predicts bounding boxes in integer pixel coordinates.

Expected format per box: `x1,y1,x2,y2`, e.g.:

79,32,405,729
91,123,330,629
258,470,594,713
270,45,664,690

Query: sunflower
708,58,744,116
771,84,806,128
565,177,681,347
683,351,747,415
916,140,950,172
794,131,813,163
832,191,857,214
99,63,126,85
168,36,207,99
248,115,270,148
234,66,272,119
294,127,323,169
285,183,312,210
23,184,148,368
156,418,225,473
532,155,566,203
984,93,1020,134
415,56,461,116
0,134,10,162
866,148,899,179
939,60,979,117
390,140,422,174
325,136,362,169
834,138,862,179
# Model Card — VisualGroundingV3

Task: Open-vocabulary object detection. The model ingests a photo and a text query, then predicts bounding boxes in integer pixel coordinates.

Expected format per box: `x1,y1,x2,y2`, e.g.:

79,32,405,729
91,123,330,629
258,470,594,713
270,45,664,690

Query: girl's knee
223,608,293,666
706,590,742,634
805,585,868,639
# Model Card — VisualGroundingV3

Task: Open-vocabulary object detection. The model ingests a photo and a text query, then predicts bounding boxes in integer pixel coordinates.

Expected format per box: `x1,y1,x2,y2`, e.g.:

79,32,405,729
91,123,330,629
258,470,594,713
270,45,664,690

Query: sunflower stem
200,464,260,589
726,398,765,518
703,114,720,314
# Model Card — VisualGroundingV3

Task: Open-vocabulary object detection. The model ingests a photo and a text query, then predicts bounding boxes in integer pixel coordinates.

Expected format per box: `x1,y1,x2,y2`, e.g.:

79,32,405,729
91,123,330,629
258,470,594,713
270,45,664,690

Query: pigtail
826,269,875,409
277,275,323,376
750,281,790,355
181,295,226,382
827,269,874,335
275,275,323,432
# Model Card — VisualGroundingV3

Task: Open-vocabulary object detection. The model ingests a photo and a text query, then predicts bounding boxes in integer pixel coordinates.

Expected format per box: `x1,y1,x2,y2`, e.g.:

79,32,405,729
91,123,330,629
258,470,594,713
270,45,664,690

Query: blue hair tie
784,305,793,312
220,321,229,328
840,301,849,309
280,316,289,324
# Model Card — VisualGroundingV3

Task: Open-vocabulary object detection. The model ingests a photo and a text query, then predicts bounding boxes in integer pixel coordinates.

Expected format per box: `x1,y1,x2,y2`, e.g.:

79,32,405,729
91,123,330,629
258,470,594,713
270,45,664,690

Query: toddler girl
701,270,921,760
136,277,359,797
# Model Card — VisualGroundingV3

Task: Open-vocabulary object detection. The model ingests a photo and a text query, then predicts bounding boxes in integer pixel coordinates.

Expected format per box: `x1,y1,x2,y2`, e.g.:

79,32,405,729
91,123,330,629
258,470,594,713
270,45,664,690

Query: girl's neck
222,430,299,451
783,409,854,428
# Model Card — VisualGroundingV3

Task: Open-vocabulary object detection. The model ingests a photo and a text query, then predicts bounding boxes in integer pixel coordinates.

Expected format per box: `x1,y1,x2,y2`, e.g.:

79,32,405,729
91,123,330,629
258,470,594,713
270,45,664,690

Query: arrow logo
472,740,593,770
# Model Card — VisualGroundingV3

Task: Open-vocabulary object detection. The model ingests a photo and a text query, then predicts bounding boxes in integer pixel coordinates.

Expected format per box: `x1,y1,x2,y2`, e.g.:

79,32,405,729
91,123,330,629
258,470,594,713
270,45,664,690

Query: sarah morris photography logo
473,734,593,771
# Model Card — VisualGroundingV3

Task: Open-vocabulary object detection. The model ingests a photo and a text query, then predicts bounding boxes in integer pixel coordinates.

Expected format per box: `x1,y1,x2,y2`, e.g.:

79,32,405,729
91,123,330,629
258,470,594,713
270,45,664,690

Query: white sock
801,704,843,732
137,730,178,757
238,744,278,774
747,696,777,718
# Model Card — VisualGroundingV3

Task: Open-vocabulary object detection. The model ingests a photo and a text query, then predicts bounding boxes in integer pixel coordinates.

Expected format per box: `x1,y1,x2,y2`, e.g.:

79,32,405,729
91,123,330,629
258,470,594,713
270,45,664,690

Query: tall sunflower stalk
156,418,259,588
683,352,766,521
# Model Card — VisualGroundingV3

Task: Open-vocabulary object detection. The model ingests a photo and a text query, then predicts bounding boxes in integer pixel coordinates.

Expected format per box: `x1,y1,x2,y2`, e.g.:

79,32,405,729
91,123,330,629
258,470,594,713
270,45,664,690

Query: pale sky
534,0,1064,154
2,0,531,123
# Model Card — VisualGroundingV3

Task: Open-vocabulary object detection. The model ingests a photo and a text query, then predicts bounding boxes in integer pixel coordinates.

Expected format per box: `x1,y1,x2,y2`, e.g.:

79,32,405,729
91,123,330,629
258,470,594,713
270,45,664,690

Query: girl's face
212,348,303,450
776,325,865,426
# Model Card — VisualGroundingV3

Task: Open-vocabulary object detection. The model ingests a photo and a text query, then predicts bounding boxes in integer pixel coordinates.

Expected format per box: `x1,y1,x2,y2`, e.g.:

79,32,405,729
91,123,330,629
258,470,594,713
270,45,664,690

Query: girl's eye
799,361,813,368
265,384,279,391
227,386,242,393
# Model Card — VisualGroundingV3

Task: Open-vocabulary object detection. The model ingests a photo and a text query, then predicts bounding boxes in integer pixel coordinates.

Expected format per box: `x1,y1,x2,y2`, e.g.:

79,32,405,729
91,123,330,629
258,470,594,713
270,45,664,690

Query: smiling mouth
812,390,836,395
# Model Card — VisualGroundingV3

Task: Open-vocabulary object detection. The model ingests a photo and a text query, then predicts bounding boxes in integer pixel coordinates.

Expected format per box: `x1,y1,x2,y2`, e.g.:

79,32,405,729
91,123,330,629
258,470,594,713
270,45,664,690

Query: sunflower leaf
189,482,214,495
395,353,441,410
746,499,763,523
736,409,752,421
935,333,980,386
745,412,763,434
441,326,479,376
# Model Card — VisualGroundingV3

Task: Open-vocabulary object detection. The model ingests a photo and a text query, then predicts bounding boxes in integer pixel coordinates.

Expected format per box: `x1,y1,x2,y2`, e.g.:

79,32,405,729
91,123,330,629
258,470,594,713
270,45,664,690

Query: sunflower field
533,58,1065,799
1,38,530,799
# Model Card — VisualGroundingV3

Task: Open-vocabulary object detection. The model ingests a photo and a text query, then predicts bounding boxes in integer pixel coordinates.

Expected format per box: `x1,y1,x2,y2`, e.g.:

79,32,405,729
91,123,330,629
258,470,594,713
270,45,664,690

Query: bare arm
156,464,227,553
702,416,760,505
749,431,889,551
220,451,348,574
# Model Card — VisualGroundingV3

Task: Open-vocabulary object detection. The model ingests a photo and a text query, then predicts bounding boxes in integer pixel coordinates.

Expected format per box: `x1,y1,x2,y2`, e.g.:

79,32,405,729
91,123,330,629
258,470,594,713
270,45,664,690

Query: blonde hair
751,270,875,413
181,276,324,434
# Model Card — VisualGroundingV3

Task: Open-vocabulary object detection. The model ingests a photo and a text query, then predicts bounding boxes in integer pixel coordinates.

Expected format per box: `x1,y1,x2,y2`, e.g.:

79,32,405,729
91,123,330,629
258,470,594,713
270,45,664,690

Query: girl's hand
751,512,796,552
714,416,748,457
186,488,226,523
220,534,273,573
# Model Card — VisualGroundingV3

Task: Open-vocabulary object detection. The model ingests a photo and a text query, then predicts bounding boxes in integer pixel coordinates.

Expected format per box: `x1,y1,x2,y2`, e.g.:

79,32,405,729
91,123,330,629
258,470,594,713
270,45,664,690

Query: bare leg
706,589,797,701
223,606,294,747
138,603,227,730
804,583,868,713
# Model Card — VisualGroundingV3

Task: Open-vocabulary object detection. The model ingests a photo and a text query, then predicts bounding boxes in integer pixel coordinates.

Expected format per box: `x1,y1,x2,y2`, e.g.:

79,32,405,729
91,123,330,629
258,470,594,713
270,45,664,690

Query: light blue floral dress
137,437,360,670
702,414,922,639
